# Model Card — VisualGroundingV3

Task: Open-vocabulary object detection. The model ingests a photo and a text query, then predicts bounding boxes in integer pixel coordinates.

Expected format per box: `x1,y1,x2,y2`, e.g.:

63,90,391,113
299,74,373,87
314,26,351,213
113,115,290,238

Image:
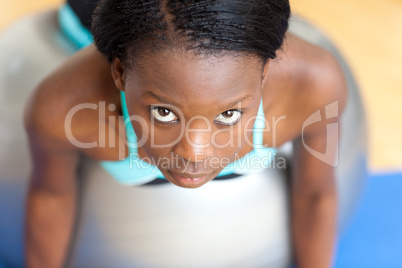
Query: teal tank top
58,4,277,186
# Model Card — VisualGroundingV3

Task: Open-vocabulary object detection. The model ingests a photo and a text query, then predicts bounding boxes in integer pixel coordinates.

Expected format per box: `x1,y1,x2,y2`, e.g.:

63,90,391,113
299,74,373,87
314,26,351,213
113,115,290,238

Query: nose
172,116,214,163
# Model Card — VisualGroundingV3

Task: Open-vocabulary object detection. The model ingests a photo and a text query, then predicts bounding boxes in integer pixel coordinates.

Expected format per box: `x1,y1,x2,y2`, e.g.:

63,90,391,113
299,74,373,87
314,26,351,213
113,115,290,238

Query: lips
170,171,211,179
167,170,212,187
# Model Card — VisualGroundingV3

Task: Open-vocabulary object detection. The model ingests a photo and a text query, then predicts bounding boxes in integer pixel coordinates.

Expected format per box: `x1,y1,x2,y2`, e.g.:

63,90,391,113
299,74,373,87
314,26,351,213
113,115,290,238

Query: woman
24,0,346,267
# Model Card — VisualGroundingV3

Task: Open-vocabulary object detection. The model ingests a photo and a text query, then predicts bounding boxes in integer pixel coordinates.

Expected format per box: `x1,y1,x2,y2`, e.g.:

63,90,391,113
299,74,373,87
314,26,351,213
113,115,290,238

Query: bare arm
23,47,124,267
288,48,347,268
24,84,81,268
25,150,79,268
291,127,338,268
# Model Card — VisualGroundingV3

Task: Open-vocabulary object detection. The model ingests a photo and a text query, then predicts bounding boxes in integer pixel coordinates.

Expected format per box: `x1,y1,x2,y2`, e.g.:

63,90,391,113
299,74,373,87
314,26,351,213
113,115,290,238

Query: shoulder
270,35,347,190
280,33,347,111
24,46,120,151
292,34,347,138
263,34,347,145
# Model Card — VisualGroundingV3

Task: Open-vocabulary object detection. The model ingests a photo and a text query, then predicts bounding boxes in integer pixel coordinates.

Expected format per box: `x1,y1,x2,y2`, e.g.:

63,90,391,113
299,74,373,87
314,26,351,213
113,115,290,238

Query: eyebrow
143,91,253,111
219,95,254,111
142,91,182,107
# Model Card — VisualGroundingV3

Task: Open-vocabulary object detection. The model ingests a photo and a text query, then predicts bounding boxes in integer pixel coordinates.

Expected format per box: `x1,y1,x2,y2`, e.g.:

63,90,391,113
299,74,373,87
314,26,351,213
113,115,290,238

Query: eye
150,107,178,123
215,110,242,125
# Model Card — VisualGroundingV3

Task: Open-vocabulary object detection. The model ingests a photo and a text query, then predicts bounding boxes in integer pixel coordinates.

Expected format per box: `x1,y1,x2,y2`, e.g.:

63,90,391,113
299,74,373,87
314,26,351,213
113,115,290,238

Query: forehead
125,50,263,111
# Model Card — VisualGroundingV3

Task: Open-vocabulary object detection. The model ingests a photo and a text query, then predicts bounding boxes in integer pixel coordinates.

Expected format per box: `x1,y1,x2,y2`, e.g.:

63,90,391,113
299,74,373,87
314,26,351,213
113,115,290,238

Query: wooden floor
290,0,402,172
1,0,401,171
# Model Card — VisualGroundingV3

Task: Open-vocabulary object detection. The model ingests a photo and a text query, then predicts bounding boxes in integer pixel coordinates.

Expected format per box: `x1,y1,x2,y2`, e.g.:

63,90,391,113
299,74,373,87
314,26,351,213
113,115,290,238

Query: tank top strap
120,91,139,153
252,99,266,149
58,3,93,49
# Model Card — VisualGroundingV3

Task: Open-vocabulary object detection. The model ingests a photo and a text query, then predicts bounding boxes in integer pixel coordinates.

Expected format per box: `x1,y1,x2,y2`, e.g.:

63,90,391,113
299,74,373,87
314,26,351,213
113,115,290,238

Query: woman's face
114,50,267,188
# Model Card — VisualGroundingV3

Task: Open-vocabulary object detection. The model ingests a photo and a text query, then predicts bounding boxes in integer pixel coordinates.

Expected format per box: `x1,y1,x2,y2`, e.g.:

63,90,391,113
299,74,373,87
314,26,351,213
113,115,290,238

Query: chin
171,181,207,189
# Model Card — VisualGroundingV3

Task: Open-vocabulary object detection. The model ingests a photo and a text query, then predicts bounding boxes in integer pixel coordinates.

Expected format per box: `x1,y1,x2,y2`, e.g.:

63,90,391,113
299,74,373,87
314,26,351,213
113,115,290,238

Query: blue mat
335,172,402,268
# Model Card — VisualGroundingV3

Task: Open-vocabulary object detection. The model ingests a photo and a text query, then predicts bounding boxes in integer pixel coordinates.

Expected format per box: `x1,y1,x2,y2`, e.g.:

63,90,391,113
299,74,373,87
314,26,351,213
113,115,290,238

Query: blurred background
291,0,402,173
0,0,401,267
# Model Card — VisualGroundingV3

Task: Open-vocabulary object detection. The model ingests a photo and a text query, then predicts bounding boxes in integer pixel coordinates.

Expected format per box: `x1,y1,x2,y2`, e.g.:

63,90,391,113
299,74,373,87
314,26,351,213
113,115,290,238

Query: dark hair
91,0,290,65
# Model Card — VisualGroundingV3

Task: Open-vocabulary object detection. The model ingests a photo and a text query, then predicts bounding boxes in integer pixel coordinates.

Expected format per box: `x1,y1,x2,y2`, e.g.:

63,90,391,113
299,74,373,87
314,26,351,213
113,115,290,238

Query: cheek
210,125,249,159
140,126,183,159
212,127,241,150
149,127,184,147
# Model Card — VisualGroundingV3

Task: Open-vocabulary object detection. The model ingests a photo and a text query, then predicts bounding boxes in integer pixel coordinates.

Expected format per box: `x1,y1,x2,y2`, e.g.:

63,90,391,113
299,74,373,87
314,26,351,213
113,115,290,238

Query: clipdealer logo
301,101,339,167
64,101,339,167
